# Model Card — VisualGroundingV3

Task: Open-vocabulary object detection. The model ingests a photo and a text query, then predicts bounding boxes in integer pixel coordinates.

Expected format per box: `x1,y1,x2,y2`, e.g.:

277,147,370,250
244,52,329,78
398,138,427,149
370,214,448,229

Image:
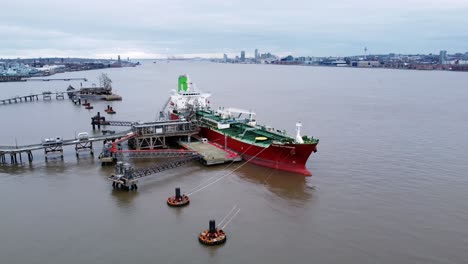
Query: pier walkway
114,149,198,158
25,78,88,82
108,155,201,190
1,115,241,169
0,76,87,82
0,91,67,104
0,131,132,164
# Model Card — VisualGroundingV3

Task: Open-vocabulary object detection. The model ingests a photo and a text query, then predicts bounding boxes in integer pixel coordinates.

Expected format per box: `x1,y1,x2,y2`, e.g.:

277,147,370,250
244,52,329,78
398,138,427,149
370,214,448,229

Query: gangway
106,121,134,126
110,132,137,152
115,149,198,158
99,147,197,165
108,154,201,190
91,112,135,129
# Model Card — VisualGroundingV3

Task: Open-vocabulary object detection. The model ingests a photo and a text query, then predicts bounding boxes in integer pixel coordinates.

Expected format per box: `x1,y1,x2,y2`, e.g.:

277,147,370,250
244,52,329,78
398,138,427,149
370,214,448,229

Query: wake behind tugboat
164,75,319,176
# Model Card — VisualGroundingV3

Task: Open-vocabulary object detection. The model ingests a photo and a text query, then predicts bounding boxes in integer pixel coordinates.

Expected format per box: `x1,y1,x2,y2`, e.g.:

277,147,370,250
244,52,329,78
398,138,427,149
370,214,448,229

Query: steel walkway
132,154,200,178
0,130,132,154
107,154,201,190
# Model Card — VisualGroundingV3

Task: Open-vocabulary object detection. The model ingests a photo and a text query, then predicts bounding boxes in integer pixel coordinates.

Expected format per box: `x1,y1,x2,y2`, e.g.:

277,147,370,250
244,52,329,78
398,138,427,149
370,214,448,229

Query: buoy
198,220,226,246
167,187,190,207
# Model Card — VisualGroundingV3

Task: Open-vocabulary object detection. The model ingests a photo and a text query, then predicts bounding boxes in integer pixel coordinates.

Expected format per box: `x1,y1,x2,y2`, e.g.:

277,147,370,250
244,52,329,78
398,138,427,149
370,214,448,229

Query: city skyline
2,48,467,61
1,0,468,59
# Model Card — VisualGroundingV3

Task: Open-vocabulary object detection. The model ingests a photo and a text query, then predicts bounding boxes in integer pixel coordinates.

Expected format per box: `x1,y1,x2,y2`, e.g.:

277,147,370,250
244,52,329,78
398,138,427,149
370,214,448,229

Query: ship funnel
295,121,304,143
178,75,189,93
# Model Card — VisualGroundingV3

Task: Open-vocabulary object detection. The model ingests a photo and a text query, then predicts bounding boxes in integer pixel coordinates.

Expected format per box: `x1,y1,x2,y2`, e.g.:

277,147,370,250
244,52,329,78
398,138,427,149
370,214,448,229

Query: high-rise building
223,54,228,63
240,51,245,62
254,49,259,62
439,50,447,64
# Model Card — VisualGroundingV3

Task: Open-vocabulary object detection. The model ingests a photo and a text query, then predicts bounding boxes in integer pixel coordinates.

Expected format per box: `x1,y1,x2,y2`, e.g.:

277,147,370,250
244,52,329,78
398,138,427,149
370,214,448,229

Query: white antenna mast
295,121,304,143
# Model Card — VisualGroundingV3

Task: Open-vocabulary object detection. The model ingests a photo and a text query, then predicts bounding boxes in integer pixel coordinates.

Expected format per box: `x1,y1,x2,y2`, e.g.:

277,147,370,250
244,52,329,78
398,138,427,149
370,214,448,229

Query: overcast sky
1,0,467,59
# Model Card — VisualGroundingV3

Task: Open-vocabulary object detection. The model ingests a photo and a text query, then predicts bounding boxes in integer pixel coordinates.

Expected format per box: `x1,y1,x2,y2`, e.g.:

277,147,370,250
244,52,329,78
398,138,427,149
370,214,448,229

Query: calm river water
1,62,468,264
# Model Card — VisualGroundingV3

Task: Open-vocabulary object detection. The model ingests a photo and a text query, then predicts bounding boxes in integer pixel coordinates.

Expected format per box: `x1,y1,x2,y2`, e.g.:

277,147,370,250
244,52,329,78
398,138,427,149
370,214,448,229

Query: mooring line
186,176,215,193
187,147,268,196
217,204,238,227
220,143,254,171
221,208,241,229
184,143,254,194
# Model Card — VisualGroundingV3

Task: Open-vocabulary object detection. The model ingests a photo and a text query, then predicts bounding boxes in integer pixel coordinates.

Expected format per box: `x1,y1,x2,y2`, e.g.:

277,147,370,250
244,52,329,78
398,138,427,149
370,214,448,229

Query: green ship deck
196,110,318,147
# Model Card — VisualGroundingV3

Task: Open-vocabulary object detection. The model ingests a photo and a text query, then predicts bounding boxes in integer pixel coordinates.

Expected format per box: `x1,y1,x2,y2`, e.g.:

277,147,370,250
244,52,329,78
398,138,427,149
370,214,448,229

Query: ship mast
295,122,304,143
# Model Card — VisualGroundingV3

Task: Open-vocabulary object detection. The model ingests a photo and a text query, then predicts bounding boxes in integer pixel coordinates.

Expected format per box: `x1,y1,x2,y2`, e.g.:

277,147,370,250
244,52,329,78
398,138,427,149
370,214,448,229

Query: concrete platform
179,141,241,165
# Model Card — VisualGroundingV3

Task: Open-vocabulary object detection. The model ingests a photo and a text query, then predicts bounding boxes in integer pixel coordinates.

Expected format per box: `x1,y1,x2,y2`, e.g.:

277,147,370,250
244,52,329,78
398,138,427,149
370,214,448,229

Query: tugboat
105,105,116,114
164,75,319,176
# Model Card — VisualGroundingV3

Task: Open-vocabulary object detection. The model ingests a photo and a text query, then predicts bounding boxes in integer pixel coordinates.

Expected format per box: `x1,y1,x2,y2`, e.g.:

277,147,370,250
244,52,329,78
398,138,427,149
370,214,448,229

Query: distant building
354,61,380,68
254,49,259,62
297,57,306,62
439,50,447,64
223,54,228,63
259,53,277,60
272,55,300,65
240,51,245,62
281,55,294,62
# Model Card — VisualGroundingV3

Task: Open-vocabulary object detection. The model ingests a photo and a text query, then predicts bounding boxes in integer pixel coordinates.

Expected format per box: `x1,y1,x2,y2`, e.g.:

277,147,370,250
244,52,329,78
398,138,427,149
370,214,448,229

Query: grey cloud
1,0,467,58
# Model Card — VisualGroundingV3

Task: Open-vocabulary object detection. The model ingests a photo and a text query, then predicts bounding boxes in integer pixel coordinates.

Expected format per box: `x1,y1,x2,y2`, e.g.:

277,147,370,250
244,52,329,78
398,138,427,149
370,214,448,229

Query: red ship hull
199,127,317,176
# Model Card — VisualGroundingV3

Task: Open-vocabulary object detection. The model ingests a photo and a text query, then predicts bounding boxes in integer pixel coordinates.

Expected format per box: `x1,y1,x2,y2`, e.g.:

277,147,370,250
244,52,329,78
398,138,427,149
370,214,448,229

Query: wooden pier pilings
91,112,106,130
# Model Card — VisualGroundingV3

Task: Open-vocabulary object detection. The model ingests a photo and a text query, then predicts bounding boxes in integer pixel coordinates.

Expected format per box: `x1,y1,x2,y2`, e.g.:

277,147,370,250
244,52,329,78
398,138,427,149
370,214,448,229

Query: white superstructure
162,75,211,118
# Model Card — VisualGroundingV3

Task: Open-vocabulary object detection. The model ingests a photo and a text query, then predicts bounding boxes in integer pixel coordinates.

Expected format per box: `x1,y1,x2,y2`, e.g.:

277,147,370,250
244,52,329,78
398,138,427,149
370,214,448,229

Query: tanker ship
163,75,319,176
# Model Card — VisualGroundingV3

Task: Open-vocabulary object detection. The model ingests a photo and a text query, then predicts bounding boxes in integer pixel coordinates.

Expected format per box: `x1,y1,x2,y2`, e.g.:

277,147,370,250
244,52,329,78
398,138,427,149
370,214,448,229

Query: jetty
94,117,239,163
0,91,67,104
0,76,87,82
0,131,131,164
25,78,88,82
1,75,120,106
179,140,241,165
1,115,241,167
1,106,242,192
66,73,121,101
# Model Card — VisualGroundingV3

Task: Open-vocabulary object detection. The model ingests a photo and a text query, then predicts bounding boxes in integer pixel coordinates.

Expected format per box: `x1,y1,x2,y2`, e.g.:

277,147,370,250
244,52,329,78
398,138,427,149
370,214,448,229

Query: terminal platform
179,140,241,165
